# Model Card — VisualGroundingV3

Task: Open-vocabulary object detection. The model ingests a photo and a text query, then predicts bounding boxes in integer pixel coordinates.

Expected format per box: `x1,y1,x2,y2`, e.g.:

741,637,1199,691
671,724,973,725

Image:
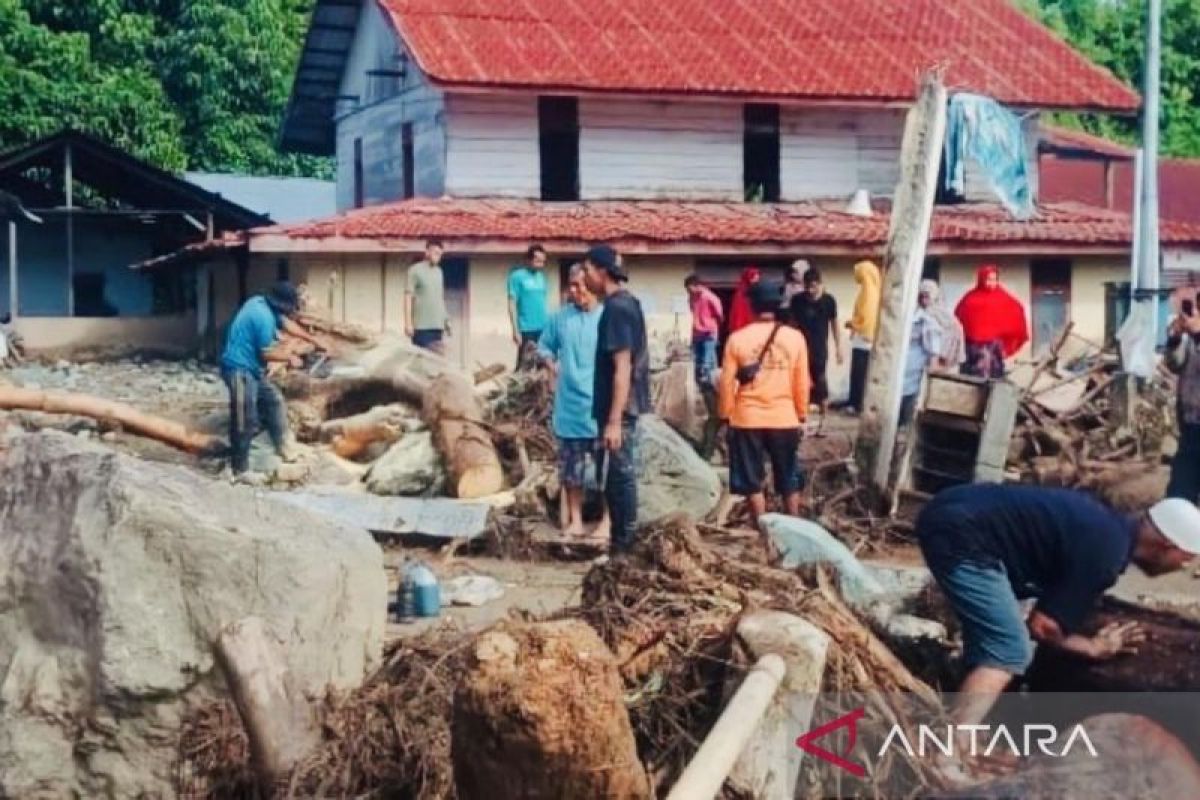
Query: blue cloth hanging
945,93,1035,220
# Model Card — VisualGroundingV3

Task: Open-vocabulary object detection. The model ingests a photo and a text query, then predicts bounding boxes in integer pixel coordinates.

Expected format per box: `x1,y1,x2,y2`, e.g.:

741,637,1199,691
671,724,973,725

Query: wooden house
159,0,1200,388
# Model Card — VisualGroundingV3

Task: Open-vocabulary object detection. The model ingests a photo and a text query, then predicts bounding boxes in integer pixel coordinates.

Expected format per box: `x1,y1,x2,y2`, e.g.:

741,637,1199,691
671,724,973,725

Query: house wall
3,218,165,319
443,95,541,198
15,314,197,355
335,0,446,210
578,99,742,200
780,109,905,200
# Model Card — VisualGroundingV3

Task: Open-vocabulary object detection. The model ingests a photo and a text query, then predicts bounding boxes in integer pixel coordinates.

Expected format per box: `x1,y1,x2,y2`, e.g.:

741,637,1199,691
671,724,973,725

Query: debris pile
1006,331,1177,504
176,515,944,798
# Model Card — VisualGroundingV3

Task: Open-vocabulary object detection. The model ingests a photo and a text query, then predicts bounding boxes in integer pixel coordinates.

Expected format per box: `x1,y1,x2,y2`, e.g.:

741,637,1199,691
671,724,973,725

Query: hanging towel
945,93,1035,220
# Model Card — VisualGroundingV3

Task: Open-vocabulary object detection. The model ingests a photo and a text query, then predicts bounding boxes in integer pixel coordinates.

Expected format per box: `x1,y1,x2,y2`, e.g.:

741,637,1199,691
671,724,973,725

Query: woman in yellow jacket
842,260,881,415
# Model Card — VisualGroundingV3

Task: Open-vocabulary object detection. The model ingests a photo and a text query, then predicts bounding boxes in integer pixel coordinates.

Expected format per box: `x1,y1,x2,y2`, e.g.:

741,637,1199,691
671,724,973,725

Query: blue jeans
222,368,289,474
693,335,719,458
412,329,444,354
601,419,640,555
928,559,1033,674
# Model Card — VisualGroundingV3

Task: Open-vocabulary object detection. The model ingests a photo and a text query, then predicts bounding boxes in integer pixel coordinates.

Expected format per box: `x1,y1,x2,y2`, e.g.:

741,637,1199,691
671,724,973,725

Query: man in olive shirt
405,239,450,355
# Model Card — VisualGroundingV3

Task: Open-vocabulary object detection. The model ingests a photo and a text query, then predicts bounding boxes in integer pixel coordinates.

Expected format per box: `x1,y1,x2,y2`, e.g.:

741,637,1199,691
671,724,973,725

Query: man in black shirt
918,484,1200,735
584,244,650,555
788,267,843,418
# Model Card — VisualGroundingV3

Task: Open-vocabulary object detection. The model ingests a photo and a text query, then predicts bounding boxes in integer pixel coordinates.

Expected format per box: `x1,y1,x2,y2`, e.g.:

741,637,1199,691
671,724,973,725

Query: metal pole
65,143,75,316
8,220,17,320
1138,0,1162,305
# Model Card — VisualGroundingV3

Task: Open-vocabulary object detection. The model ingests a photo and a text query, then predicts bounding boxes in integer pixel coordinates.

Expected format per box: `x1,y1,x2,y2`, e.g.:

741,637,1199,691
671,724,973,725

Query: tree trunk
213,617,321,794
319,405,408,460
0,385,220,454
422,372,504,499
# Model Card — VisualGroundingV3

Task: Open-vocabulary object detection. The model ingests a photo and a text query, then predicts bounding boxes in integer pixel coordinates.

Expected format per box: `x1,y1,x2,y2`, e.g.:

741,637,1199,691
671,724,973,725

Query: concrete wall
16,314,198,356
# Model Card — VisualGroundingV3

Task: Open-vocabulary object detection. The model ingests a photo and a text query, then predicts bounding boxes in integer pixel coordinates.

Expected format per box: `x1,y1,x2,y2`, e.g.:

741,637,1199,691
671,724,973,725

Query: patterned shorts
557,437,602,489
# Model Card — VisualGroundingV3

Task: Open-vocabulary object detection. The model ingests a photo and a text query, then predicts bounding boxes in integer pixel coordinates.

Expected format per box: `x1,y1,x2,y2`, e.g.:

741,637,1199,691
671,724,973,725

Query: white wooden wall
780,108,905,200
443,94,541,198
335,0,446,210
579,99,742,200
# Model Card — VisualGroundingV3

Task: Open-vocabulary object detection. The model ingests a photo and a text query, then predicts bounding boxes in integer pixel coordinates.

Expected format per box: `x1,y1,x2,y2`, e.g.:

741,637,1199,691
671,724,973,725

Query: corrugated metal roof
280,0,364,155
184,173,337,224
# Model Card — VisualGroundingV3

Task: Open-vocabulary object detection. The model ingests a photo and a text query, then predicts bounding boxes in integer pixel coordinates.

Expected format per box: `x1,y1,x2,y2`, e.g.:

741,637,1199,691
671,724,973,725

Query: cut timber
319,404,408,460
452,621,651,800
213,617,321,792
0,385,220,455
856,72,948,508
422,372,504,499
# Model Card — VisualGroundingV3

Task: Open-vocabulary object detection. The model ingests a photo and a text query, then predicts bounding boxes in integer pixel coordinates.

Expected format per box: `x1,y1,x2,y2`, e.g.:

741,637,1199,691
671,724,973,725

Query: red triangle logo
795,707,867,777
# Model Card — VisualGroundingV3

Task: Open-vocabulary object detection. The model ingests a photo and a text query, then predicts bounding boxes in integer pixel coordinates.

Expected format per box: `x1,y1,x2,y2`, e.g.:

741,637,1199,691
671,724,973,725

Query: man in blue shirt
220,282,321,479
539,263,607,540
507,243,550,370
918,484,1200,748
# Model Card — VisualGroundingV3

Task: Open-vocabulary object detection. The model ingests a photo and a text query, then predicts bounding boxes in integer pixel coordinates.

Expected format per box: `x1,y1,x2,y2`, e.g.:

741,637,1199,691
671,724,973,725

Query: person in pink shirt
685,274,724,459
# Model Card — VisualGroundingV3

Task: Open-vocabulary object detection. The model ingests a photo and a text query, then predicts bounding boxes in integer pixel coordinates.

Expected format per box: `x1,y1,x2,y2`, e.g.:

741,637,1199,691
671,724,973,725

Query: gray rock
0,432,386,798
882,613,947,642
636,415,722,524
365,432,444,496
249,433,282,474
758,514,886,609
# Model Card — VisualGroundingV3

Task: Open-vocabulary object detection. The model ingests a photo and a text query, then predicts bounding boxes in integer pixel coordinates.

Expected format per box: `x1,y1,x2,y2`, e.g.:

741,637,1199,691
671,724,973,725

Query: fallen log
422,372,504,499
0,385,220,454
319,404,408,460
214,617,321,794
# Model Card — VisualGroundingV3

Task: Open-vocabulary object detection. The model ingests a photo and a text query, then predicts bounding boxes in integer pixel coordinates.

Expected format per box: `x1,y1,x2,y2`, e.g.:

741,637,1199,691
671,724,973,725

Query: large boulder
0,433,387,799
636,415,722,524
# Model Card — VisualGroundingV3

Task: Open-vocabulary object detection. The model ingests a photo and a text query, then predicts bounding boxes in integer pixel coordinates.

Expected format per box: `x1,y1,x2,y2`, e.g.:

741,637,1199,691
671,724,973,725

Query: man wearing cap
583,244,650,556
717,280,810,523
917,483,1200,735
220,281,320,480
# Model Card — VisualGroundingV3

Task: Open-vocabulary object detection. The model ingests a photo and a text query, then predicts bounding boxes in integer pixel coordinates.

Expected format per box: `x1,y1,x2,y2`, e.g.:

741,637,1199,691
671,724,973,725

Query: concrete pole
855,73,948,507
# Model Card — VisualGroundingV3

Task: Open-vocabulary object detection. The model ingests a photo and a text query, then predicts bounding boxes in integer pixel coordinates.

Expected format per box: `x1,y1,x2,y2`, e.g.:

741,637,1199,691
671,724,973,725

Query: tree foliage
1028,0,1200,158
0,0,329,176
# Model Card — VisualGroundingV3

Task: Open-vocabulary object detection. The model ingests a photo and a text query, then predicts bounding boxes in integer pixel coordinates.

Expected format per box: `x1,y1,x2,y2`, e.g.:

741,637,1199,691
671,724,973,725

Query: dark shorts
925,559,1034,674
412,329,444,353
728,427,804,496
557,437,601,489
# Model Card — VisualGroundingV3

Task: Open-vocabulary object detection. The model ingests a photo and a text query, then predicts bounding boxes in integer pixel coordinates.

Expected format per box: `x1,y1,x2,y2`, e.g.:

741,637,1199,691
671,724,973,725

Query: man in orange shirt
718,280,811,522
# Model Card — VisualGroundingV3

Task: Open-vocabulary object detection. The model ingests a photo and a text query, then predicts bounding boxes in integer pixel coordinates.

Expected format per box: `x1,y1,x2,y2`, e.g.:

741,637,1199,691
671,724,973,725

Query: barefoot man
918,484,1200,775
539,263,609,541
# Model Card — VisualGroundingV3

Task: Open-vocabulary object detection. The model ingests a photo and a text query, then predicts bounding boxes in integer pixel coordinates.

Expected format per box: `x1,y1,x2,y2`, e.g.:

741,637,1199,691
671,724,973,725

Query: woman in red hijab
954,265,1029,378
728,267,761,333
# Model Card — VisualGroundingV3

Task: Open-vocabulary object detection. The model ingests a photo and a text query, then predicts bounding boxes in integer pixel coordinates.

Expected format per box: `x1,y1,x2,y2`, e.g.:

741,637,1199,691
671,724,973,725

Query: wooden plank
854,73,948,508
924,374,988,418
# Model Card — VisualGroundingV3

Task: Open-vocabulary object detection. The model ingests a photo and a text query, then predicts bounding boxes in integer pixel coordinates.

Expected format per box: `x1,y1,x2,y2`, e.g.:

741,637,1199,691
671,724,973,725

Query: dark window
539,97,579,201
744,104,781,202
353,137,365,209
935,152,964,205
73,273,116,317
402,123,415,199
922,257,941,282
1031,259,1072,354
276,258,290,281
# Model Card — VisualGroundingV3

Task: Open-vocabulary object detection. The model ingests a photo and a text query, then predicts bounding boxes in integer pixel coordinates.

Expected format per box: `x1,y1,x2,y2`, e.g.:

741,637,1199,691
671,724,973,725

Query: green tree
6,0,329,177
1030,0,1200,158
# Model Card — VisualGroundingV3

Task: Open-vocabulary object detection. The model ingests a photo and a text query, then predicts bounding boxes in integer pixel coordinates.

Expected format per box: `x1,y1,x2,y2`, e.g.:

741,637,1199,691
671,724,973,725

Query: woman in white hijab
919,279,965,368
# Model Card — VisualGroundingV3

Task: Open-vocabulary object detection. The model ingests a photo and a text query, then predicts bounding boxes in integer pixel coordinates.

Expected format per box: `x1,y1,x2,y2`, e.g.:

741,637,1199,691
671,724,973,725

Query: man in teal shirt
539,263,608,540
508,243,550,369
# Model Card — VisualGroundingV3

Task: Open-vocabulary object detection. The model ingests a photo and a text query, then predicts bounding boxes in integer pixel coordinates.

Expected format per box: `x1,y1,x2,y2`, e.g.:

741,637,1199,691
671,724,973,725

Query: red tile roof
378,0,1139,111
258,197,1200,252
1040,125,1135,159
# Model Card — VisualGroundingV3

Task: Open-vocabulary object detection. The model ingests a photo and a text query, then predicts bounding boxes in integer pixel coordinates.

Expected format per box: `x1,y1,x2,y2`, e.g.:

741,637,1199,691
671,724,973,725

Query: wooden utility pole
855,73,948,507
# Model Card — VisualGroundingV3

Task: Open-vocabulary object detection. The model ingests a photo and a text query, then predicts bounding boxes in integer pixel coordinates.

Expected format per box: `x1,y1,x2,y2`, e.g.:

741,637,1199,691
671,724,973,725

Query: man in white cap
917,484,1200,740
